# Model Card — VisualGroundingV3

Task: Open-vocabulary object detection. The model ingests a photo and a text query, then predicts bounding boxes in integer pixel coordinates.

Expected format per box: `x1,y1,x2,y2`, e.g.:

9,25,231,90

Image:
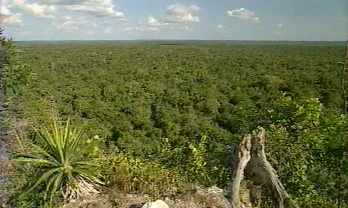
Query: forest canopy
2,40,347,208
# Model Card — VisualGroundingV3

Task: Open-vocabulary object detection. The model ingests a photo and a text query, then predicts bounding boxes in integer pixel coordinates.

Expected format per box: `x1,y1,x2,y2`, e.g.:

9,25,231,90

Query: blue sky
1,0,347,41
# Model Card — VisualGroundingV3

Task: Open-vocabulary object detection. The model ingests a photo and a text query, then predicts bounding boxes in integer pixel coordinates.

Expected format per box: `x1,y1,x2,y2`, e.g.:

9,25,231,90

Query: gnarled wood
231,127,298,208
230,134,252,208
246,127,298,208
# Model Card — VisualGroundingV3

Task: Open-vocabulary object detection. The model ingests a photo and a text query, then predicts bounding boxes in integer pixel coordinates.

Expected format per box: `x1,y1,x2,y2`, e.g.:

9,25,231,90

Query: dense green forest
2,40,347,207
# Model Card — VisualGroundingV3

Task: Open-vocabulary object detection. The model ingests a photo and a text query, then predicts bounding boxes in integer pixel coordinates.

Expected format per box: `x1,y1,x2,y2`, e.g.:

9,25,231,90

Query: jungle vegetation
2,38,347,207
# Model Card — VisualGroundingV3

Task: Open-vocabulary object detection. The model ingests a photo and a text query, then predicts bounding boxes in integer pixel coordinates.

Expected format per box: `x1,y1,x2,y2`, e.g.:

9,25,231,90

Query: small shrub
102,153,188,198
188,135,210,184
14,118,102,204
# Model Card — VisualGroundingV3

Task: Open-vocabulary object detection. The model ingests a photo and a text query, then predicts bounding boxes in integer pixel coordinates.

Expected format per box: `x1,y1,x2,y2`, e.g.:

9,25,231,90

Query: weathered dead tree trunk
231,127,298,208
231,134,252,208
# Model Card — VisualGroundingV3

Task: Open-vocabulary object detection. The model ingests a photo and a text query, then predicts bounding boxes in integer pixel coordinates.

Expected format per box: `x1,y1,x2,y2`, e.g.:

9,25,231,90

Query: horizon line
14,39,348,42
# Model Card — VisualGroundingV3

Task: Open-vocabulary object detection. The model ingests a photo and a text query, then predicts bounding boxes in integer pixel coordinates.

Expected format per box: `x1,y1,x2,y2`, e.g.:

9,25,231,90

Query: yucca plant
15,118,102,204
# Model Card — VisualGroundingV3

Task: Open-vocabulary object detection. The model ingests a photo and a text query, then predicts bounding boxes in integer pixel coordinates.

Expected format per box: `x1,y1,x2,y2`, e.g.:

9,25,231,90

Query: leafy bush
1,38,33,97
188,135,211,184
266,95,348,206
102,153,188,198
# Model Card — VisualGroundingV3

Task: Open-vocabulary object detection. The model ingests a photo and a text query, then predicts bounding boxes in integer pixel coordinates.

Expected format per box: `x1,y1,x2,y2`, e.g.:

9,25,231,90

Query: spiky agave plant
15,118,102,204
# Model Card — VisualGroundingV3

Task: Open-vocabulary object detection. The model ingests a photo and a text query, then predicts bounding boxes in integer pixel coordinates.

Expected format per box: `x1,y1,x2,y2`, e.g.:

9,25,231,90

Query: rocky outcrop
63,186,231,208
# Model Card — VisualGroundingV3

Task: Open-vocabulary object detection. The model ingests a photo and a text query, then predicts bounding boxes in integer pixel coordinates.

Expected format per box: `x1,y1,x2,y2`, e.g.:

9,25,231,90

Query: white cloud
121,16,162,33
54,16,97,33
147,16,159,25
227,8,260,23
274,23,284,36
62,0,125,19
0,4,23,26
5,0,126,20
1,4,14,16
217,24,223,29
183,25,191,31
103,26,112,34
164,4,200,24
124,25,159,32
0,14,23,26
147,16,167,27
13,0,56,18
122,3,200,34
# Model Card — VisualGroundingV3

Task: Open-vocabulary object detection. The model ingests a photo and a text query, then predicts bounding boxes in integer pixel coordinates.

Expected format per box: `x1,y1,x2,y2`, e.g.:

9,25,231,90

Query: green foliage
6,167,47,208
102,153,188,198
14,118,102,204
188,135,210,184
2,39,33,97
297,195,342,208
11,192,45,208
266,95,347,205
7,42,347,207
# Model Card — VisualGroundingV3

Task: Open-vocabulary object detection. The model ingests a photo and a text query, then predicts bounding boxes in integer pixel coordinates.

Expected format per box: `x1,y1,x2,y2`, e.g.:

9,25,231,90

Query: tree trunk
231,127,298,208
230,134,252,208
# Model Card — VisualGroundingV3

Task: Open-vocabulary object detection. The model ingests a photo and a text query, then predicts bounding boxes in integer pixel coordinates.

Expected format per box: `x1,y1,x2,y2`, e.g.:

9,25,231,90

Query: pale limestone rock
142,200,169,208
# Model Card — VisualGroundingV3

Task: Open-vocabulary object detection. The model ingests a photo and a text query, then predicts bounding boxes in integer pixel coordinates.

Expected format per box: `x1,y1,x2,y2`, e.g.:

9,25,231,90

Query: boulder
142,200,169,208
193,186,231,208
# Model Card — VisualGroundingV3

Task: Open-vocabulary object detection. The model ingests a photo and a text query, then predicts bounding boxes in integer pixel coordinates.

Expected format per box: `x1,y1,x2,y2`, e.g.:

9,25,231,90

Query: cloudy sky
0,0,347,41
